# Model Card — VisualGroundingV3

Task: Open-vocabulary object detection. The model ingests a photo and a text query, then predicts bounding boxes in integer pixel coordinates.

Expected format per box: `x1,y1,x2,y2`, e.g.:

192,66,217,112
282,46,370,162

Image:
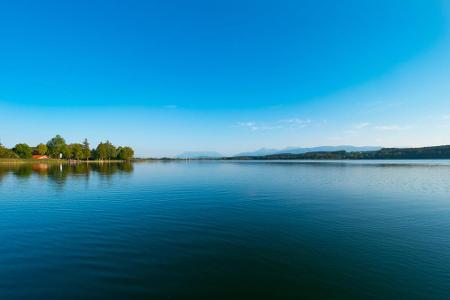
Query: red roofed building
32,155,50,160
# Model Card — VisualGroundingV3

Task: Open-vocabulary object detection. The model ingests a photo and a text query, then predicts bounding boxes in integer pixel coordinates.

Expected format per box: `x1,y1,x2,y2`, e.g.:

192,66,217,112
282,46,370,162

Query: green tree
13,143,32,159
68,143,84,160
96,142,108,160
117,146,134,160
47,135,68,158
104,140,116,160
82,138,91,160
0,145,18,158
36,143,48,155
63,147,71,159
90,148,97,160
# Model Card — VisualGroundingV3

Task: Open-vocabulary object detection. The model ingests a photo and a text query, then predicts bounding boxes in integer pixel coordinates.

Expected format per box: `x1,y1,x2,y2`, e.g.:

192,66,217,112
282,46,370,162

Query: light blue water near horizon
1,160,450,299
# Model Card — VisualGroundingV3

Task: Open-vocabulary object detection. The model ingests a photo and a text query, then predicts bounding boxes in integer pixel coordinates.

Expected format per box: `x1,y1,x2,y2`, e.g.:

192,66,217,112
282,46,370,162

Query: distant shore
4,144,450,162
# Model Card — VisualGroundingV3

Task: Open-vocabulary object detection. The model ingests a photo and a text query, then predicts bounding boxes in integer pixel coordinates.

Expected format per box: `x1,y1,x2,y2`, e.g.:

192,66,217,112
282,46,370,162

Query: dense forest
0,135,134,160
227,145,450,160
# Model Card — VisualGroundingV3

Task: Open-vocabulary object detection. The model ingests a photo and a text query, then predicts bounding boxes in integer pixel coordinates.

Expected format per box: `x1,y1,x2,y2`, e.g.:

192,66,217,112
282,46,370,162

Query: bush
13,143,32,159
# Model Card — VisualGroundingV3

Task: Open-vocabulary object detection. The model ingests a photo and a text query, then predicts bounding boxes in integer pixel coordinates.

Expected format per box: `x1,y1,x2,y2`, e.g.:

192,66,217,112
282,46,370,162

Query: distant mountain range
175,151,223,159
235,146,381,157
226,145,450,160
175,146,381,159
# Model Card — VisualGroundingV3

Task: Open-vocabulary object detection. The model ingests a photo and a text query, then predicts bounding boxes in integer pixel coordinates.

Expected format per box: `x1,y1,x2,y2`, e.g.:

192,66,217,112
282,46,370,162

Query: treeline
227,145,450,160
0,135,134,160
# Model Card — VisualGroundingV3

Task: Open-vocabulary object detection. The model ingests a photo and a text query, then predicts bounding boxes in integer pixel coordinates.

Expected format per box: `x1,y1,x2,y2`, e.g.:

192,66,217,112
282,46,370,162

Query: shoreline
3,157,450,164
0,159,130,164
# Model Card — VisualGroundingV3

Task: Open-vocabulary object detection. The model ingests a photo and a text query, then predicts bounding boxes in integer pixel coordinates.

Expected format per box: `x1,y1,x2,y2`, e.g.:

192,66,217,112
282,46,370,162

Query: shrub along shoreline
0,135,134,161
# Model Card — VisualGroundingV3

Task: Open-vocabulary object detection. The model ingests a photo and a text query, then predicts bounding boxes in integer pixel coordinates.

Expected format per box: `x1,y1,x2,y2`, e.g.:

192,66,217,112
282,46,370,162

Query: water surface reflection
0,162,133,184
1,160,450,299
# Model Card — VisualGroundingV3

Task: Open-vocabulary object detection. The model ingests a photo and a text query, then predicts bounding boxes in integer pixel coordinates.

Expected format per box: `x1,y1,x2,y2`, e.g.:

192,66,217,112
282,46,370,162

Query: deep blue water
1,161,450,299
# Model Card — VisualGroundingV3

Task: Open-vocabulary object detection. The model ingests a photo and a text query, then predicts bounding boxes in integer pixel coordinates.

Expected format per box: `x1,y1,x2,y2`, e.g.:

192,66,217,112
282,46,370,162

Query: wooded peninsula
0,135,134,161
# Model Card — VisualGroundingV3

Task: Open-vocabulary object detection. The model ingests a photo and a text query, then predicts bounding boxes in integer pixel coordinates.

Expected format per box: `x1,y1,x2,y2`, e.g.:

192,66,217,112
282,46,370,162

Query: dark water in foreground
1,161,450,299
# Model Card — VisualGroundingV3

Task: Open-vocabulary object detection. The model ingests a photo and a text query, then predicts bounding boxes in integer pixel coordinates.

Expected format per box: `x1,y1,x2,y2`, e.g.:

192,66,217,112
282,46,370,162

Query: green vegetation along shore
0,135,134,161
226,145,450,160
3,141,450,162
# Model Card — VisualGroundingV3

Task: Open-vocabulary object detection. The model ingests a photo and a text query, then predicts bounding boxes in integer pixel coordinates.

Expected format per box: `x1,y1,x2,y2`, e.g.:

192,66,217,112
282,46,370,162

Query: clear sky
1,0,450,157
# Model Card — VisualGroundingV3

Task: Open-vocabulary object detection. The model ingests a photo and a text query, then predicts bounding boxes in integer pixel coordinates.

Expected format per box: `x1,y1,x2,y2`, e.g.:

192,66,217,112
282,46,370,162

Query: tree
90,148,97,160
46,135,68,158
96,142,108,160
0,136,134,161
0,145,18,158
68,143,84,160
13,143,32,159
63,147,71,159
117,146,134,160
36,143,48,155
104,140,116,160
82,138,91,160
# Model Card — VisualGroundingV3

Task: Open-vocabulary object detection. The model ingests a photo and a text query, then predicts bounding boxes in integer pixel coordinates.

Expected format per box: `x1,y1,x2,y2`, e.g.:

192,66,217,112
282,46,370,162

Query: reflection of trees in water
14,164,33,178
86,162,133,175
0,162,134,184
47,164,70,185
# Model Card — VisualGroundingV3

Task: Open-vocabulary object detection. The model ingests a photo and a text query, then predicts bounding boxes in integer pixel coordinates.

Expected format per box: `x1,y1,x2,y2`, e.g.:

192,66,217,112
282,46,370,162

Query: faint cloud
336,122,371,138
237,122,280,131
238,122,259,131
354,122,371,129
237,118,311,131
238,122,256,127
343,129,358,136
443,114,450,120
362,100,405,112
278,118,312,128
374,124,413,131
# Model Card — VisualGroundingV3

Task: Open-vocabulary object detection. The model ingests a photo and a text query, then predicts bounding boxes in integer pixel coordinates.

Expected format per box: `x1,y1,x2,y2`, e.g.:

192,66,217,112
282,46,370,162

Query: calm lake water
1,160,450,299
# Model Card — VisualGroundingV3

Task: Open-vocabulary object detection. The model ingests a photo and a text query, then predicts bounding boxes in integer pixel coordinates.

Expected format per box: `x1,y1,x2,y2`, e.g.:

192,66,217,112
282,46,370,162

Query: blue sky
1,0,450,156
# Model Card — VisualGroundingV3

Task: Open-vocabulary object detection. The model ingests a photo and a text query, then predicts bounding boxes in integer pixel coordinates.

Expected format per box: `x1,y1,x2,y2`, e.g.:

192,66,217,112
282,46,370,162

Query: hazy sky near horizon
1,0,450,156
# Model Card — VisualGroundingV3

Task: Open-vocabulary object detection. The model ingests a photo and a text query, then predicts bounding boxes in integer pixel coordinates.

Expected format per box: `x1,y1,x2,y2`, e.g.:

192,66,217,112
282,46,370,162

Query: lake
1,160,450,299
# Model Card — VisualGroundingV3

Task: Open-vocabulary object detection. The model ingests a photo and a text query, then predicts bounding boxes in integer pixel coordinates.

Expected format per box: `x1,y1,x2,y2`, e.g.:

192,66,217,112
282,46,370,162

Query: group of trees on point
0,135,134,160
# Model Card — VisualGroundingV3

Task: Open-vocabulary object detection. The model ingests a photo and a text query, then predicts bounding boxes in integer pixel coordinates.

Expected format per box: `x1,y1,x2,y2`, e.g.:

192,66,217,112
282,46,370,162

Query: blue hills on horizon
175,146,382,158
235,146,382,157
